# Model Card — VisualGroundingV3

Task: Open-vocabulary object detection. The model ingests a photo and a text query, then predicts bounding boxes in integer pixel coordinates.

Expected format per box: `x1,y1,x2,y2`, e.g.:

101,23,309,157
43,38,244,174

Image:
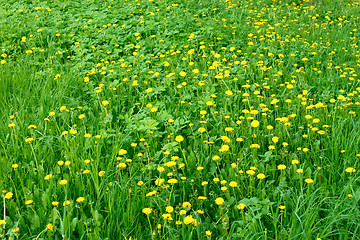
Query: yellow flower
25,200,33,205
246,170,255,175
69,129,77,135
146,191,157,197
118,149,127,155
229,181,238,187
52,201,59,207
157,166,165,172
117,163,127,168
305,179,314,184
102,100,110,106
225,90,233,96
215,197,225,205
5,192,13,199
76,197,85,203
0,220,6,226
198,127,206,133
167,178,178,184
99,171,105,176
257,173,265,179
46,223,53,231
345,167,356,173
272,136,279,143
12,164,18,169
175,135,184,142
25,137,34,143
44,174,53,180
251,120,260,128
277,164,286,170
8,123,15,128
155,178,165,186
292,160,299,165
279,205,286,210
237,203,246,210
142,208,152,215
219,144,229,152
165,206,174,213
184,215,195,225
212,156,220,161
59,180,67,185
267,125,273,130
221,186,227,191
206,231,212,236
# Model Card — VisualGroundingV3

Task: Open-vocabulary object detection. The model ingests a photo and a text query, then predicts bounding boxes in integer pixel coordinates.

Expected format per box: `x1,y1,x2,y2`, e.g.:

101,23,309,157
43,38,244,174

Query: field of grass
1,0,360,239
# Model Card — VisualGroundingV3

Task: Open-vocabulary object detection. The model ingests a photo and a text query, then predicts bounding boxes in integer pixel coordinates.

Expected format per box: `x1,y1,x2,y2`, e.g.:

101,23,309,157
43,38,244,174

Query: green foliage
0,0,360,239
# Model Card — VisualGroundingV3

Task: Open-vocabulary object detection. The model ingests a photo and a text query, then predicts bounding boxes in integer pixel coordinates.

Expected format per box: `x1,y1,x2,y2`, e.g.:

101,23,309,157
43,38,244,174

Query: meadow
1,0,360,239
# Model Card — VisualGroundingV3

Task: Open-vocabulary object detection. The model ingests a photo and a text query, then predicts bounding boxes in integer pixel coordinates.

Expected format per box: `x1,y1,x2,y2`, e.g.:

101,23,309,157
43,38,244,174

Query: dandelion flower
229,181,238,187
165,206,174,213
251,120,260,128
76,197,85,203
175,135,184,142
118,149,127,155
46,223,53,231
215,197,225,205
257,173,265,179
305,179,314,184
5,192,13,199
142,208,152,215
25,138,34,143
184,215,195,225
59,180,67,185
345,167,356,173
167,178,178,184
277,164,286,170
237,203,246,210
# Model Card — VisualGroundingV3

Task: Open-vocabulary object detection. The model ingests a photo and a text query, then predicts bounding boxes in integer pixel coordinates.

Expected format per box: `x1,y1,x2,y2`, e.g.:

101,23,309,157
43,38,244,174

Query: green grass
1,0,360,239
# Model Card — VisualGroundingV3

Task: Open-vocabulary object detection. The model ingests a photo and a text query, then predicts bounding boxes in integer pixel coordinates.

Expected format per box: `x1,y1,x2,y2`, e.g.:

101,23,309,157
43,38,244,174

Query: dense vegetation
1,0,360,239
